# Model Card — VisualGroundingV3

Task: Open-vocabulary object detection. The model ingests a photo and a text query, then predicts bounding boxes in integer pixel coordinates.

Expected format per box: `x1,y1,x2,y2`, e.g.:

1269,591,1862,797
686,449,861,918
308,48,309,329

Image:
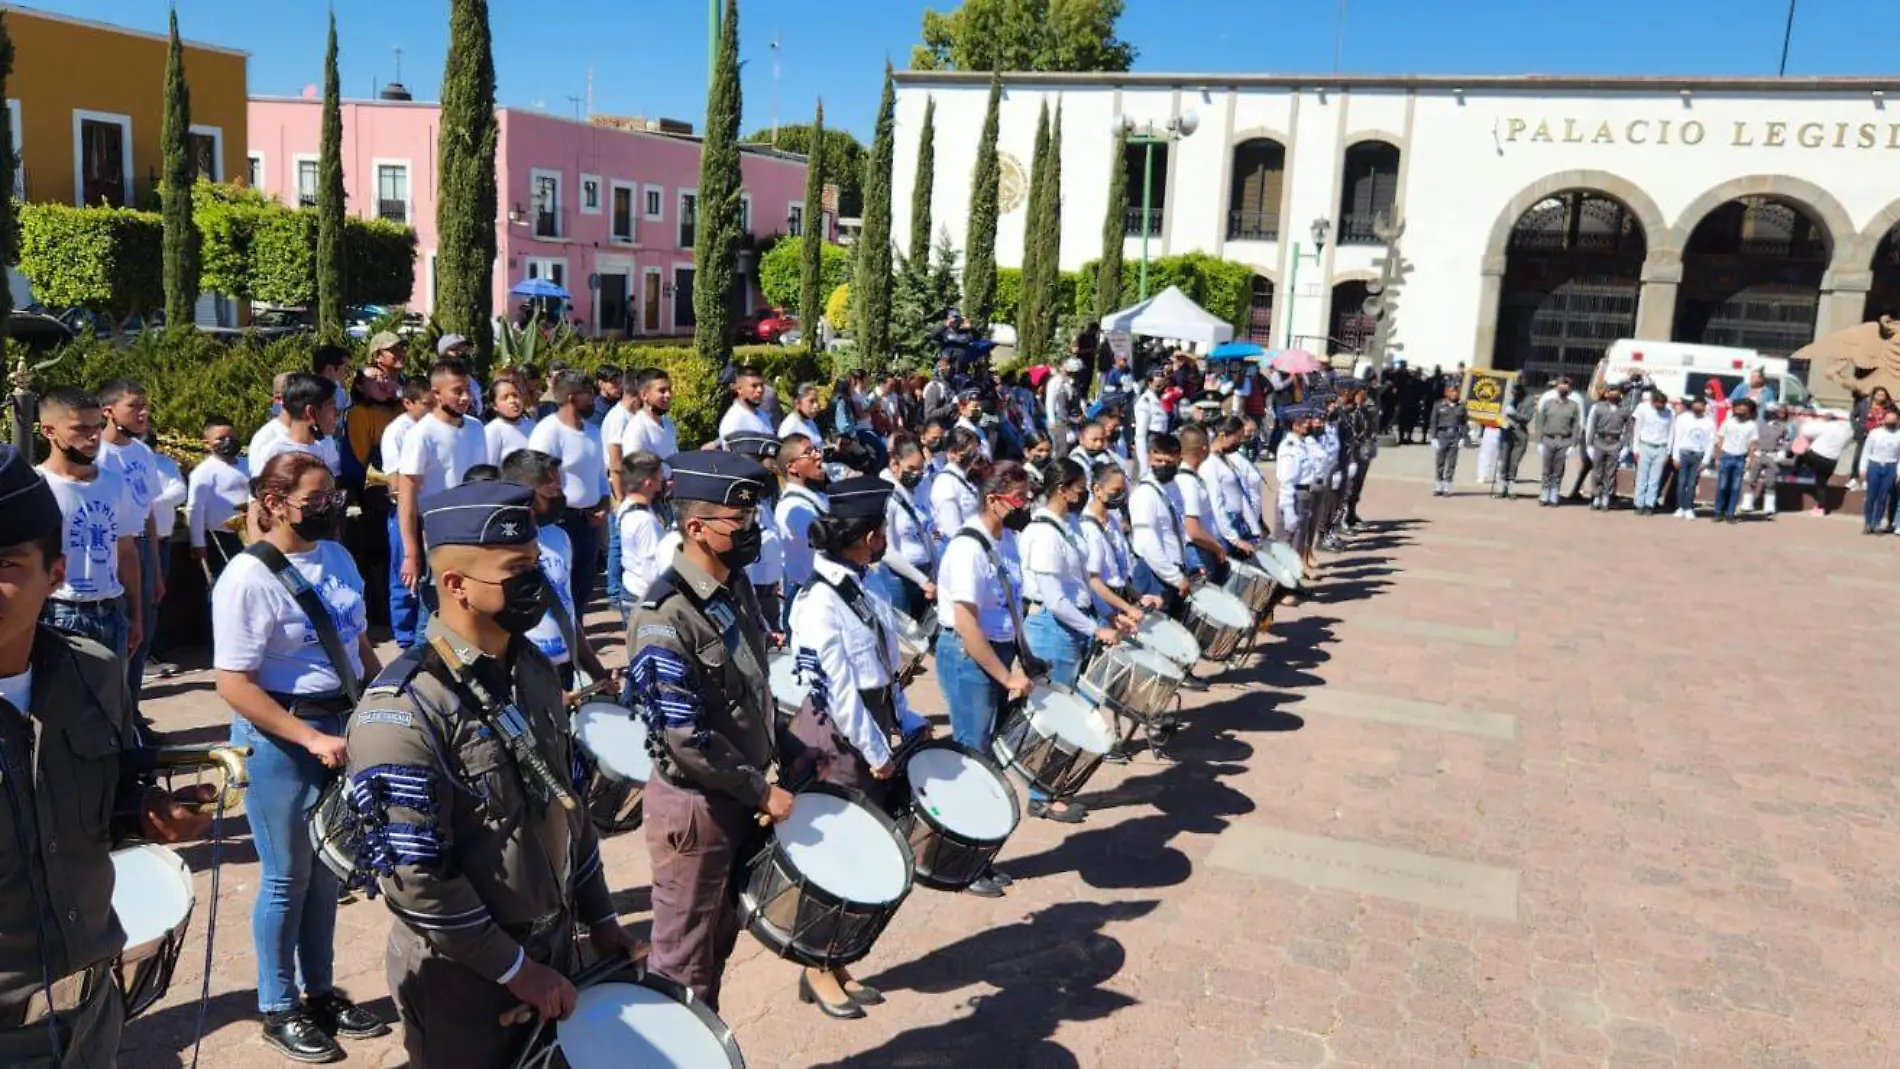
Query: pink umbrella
1268,348,1322,375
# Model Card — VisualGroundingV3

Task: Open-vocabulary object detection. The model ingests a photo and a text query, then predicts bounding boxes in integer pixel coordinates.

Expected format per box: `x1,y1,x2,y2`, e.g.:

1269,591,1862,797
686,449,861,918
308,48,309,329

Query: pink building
247,96,814,337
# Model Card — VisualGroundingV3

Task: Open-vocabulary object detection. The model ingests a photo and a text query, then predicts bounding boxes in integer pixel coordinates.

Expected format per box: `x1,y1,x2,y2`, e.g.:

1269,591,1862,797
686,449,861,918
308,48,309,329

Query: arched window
1337,140,1400,245
1227,138,1285,241
1492,190,1647,383
1674,196,1829,359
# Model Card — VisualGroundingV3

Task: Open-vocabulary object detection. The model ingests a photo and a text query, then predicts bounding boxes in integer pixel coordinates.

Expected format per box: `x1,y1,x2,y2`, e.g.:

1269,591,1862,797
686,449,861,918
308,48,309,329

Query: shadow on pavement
827,899,1157,1068
124,985,401,1069
1318,555,1391,571
1307,578,1394,605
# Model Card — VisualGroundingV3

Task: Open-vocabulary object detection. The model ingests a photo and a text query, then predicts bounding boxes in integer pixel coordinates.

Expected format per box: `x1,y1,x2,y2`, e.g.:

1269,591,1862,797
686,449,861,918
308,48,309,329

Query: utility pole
1778,0,1798,76
566,93,583,122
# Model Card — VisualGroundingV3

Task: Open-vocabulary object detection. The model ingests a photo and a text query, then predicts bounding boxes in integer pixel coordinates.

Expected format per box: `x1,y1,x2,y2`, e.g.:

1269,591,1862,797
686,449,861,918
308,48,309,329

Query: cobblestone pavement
120,445,1900,1067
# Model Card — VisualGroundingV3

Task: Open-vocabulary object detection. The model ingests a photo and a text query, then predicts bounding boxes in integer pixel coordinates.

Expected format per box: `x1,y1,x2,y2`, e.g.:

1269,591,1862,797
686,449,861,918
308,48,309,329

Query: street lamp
1113,111,1199,300
1285,216,1331,349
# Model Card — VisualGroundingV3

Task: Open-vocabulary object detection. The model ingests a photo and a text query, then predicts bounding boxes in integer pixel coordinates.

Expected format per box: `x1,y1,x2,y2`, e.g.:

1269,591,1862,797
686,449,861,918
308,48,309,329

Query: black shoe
1179,674,1209,692
1101,746,1131,765
798,972,866,1020
262,1008,345,1064
985,866,1015,887
841,977,885,1005
304,991,389,1041
1029,798,1088,824
963,873,1006,898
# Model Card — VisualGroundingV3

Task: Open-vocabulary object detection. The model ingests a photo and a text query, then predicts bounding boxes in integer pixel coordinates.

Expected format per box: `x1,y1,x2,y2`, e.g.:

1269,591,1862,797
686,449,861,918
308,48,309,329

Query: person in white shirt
593,368,642,606
1200,416,1262,556
483,371,538,466
875,433,937,621
248,372,295,460
1130,431,1193,612
774,434,830,630
1668,394,1718,519
1173,425,1232,582
1796,410,1855,516
1859,406,1900,533
1044,359,1080,451
777,382,826,444
621,368,681,471
494,450,608,688
1078,463,1162,624
376,381,435,646
723,431,788,632
1712,399,1760,523
614,450,669,618
933,461,1034,896
189,416,253,574
436,333,485,416
717,365,775,446
1630,389,1676,516
1274,409,1313,546
36,386,141,661
527,369,609,614
951,389,992,460
1132,365,1171,476
144,433,187,673
96,379,168,708
927,428,983,549
394,360,487,614
252,372,344,477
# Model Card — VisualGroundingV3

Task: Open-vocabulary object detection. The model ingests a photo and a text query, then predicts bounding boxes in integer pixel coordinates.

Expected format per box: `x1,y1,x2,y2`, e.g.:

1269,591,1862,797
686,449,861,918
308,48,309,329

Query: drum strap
659,568,773,723
888,486,936,571
1139,479,1186,550
949,530,1046,678
244,542,362,702
813,566,897,678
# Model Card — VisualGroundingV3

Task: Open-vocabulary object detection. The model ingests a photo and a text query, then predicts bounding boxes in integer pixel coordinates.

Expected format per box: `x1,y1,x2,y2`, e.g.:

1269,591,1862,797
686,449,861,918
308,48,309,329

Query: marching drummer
876,432,937,620
723,431,787,639
785,474,929,1018
1200,416,1262,558
927,426,984,551
345,480,639,1066
627,451,795,1012
1079,463,1164,627
493,450,612,692
1129,432,1195,614
933,461,1036,898
0,443,211,1068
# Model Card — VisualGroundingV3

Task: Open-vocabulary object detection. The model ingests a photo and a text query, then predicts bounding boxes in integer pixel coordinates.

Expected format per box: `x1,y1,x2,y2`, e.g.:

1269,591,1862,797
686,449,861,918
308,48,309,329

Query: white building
893,71,1900,402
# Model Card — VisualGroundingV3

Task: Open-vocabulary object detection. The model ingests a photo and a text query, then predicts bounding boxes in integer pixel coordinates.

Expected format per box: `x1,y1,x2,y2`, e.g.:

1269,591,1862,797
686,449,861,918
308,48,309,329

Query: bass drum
1184,585,1255,662
573,701,651,835
1223,559,1277,618
511,964,745,1069
1131,614,1202,672
110,844,195,1019
739,785,914,968
991,685,1117,801
891,739,1019,892
1077,643,1183,725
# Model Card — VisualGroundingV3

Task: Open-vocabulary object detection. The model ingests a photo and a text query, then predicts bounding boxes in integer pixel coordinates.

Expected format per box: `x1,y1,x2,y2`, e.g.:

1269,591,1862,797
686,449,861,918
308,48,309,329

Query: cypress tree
907,97,936,266
436,0,499,367
693,0,743,365
1094,125,1128,320
1017,101,1051,363
316,10,347,335
1030,103,1065,358
853,62,897,366
797,101,826,324
963,73,1002,331
0,13,15,346
159,8,199,328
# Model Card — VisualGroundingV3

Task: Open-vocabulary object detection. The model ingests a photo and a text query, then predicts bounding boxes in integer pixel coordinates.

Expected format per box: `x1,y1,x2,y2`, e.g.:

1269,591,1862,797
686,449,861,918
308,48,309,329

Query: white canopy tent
1101,285,1236,348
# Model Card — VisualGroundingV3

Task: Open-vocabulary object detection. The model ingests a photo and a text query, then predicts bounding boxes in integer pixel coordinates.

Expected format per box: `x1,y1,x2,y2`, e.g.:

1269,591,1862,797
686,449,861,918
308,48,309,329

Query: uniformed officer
344,481,640,1068
626,451,795,1013
1132,365,1171,476
0,443,210,1068
1275,406,1313,550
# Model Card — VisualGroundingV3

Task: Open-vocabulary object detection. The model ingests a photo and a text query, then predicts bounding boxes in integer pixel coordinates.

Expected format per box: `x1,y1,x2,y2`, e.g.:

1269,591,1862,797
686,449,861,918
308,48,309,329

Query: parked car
738,306,798,344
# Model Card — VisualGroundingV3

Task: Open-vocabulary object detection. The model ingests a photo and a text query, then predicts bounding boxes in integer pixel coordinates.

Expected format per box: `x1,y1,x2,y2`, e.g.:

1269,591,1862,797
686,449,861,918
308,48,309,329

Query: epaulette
639,571,682,612
364,643,430,699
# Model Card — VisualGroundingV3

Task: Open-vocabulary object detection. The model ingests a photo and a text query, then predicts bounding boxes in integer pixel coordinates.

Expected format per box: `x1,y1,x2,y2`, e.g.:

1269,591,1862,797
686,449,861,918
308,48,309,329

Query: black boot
262,1007,344,1064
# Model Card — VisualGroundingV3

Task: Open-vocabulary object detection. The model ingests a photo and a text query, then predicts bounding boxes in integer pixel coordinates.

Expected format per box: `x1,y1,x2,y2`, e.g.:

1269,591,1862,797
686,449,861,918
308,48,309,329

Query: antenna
566,93,584,122
771,33,782,146
393,46,404,84
1334,0,1345,74
586,65,595,118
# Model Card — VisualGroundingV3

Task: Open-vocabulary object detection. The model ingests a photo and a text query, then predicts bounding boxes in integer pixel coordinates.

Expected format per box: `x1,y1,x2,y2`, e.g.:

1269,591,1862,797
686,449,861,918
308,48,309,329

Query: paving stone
1355,614,1519,648
1297,688,1517,740
1208,826,1521,920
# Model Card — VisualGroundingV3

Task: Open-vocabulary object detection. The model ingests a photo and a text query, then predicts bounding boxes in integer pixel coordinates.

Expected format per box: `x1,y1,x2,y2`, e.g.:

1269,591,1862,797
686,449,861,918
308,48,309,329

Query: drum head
1137,617,1202,666
554,980,740,1068
574,702,652,783
768,652,809,713
1190,586,1256,630
1025,686,1117,755
1121,645,1185,680
1266,541,1303,588
110,845,194,957
781,791,910,905
905,744,1017,842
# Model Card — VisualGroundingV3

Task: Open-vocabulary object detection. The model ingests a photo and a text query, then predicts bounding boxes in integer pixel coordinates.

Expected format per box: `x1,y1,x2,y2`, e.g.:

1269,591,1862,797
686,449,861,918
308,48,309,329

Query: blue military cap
724,430,779,458
825,475,892,521
421,481,538,552
0,443,59,547
954,386,981,403
670,451,770,508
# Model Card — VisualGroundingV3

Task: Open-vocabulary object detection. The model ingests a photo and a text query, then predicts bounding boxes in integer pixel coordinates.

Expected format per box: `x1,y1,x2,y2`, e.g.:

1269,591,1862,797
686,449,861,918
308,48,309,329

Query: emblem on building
998,152,1028,214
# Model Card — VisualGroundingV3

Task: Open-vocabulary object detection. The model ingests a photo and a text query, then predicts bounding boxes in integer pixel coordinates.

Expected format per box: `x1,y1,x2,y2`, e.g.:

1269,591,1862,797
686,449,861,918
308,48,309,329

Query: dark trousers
387,923,571,1069
561,508,603,617
644,778,757,1012
1796,453,1839,513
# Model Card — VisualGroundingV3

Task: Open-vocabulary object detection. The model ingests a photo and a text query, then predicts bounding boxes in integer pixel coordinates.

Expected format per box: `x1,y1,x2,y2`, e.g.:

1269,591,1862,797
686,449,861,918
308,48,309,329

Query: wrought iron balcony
1226,210,1280,242
1123,206,1162,237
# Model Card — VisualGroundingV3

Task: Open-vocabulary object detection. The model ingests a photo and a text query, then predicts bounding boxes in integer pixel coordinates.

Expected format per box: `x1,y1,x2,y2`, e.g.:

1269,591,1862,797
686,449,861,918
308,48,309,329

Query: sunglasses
292,489,348,511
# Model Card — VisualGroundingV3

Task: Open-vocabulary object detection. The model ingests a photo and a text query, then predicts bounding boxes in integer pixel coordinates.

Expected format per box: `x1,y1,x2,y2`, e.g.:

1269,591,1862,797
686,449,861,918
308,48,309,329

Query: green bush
18,203,163,322
994,267,1022,325
1073,252,1254,330
36,331,318,445
346,218,419,306
758,238,850,318
192,179,416,309
826,283,852,336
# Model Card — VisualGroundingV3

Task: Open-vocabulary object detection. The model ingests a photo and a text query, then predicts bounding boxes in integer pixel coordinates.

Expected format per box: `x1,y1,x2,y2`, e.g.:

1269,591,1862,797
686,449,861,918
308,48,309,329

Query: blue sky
18,0,1895,140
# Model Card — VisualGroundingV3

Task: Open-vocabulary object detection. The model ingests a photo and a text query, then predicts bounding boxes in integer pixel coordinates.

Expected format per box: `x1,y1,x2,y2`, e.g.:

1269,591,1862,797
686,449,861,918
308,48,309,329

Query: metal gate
1246,276,1275,343
1492,191,1646,386
1674,197,1826,361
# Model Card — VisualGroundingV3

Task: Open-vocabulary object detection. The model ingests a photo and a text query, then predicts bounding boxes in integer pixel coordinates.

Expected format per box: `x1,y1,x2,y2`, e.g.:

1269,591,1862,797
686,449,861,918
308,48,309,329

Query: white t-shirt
718,400,774,445
485,416,538,467
622,409,679,464
96,437,162,522
774,486,828,587
378,413,417,478
0,669,30,717
1173,469,1215,528
187,454,251,548
1805,419,1854,461
1670,413,1718,459
526,417,606,509
247,417,290,462
778,413,823,444
1020,510,1093,631
617,501,667,603
252,433,342,477
1717,418,1760,457
524,524,577,666
397,413,489,498
934,522,1017,641
149,452,187,537
600,402,637,460
211,541,367,695
41,467,140,601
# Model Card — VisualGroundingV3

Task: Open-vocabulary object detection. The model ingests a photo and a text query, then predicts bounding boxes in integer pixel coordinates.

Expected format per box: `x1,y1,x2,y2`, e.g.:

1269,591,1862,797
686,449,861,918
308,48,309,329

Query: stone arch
1670,178,1852,360
1862,198,1900,321
1480,170,1669,272
1666,175,1858,269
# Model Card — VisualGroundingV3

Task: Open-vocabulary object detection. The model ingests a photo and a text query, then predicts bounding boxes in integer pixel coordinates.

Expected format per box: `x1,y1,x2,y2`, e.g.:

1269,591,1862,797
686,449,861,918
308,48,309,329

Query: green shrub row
757,238,851,318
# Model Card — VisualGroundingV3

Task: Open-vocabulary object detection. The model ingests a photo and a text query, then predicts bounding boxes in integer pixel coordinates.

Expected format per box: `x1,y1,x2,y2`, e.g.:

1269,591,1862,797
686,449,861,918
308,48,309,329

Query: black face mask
58,443,94,466
1150,463,1179,483
899,469,925,490
212,437,241,460
492,570,551,635
925,439,949,455
1002,505,1032,531
290,503,340,542
1102,491,1129,510
719,522,763,571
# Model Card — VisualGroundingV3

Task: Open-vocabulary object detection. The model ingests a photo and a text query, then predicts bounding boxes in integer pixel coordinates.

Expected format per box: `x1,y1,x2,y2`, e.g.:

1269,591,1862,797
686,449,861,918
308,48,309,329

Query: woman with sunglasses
933,462,1035,898
212,452,388,1061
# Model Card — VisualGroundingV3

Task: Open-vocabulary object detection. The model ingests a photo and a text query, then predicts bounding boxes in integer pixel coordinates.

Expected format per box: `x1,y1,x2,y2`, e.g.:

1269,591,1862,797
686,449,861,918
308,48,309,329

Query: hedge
1073,251,1255,331
993,266,1083,331
758,238,850,318
18,203,163,322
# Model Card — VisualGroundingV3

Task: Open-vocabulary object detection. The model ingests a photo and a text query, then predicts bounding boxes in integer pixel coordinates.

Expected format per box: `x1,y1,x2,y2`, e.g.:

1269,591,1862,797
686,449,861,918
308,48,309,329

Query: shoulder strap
950,529,1038,670
813,568,895,674
244,542,361,702
1029,513,1084,559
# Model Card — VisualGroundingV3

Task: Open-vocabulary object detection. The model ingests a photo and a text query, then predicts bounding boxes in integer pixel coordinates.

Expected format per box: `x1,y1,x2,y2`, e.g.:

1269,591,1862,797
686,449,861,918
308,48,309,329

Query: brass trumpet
151,743,253,815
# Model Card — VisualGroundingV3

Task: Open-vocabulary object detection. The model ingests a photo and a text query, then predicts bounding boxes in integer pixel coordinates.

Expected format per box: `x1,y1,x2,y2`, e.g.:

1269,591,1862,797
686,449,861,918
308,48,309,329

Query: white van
1588,339,1814,410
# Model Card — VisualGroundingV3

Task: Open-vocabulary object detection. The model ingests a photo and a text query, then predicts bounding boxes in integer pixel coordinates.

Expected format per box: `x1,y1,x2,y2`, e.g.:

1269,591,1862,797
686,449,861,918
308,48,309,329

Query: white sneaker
1847,478,1862,493
1740,492,1755,513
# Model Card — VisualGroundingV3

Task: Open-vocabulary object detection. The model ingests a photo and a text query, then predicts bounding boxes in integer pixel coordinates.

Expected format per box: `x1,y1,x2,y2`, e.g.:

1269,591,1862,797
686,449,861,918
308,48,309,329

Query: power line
1778,0,1797,77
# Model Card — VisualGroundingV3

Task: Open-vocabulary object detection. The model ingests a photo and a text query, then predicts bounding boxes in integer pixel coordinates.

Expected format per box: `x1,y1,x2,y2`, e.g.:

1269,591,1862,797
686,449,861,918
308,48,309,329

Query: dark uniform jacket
627,554,780,807
346,616,616,983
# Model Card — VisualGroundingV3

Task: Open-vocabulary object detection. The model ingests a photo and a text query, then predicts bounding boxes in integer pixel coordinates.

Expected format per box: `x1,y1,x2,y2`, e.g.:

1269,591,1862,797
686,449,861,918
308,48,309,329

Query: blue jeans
605,513,624,601
386,512,420,647
1865,461,1897,529
561,510,603,619
1025,609,1088,689
127,534,158,709
940,628,1046,804
1635,443,1669,508
42,598,129,663
231,712,343,1013
1675,451,1704,512
1714,453,1747,518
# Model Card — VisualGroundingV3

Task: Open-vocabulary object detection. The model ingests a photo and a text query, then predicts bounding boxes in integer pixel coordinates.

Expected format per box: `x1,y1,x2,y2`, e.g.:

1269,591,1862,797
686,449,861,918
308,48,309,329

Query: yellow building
2,5,247,206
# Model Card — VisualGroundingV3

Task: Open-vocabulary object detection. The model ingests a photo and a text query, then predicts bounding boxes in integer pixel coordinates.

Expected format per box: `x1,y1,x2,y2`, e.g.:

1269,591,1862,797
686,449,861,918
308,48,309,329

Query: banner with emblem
1463,368,1515,427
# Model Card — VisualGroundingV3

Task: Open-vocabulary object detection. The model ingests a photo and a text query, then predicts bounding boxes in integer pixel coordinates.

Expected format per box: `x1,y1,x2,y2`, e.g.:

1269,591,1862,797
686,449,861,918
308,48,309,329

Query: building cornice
1,4,249,57
893,70,1897,94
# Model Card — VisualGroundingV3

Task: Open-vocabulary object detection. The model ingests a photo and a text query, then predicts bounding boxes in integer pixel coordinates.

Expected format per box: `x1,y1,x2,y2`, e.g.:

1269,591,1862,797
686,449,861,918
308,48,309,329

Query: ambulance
1587,340,1818,410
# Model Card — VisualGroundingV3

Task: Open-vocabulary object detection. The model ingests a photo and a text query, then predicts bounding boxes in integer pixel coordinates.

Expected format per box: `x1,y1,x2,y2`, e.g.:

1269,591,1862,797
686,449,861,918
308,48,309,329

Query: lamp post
1285,216,1331,349
1112,111,1199,300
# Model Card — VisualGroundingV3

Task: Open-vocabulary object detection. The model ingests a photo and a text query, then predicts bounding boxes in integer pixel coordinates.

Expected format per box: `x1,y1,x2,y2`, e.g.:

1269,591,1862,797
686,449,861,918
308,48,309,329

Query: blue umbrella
1209,341,1265,361
510,277,571,301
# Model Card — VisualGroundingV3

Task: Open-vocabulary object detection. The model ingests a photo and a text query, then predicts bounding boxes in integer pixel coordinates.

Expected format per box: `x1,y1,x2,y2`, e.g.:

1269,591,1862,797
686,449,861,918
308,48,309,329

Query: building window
1337,140,1401,245
611,181,635,243
523,257,567,291
1227,138,1285,242
295,157,319,207
739,193,752,234
246,151,264,191
74,111,132,207
376,162,410,224
673,266,696,327
678,191,697,248
580,174,602,215
187,124,221,181
788,202,804,238
1120,140,1167,237
644,186,663,221
531,170,562,238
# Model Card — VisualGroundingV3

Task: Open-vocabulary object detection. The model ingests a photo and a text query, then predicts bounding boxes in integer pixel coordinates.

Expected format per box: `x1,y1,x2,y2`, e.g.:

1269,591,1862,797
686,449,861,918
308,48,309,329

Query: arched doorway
1330,280,1373,354
1491,190,1647,384
1673,196,1829,360
1868,224,1900,321
1246,275,1275,343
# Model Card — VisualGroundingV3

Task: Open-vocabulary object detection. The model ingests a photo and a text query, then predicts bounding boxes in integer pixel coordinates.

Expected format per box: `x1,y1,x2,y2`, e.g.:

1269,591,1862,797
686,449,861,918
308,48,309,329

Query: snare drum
739,785,914,968
1077,644,1183,724
892,610,935,685
1266,541,1303,590
1131,614,1202,671
1223,559,1277,617
991,685,1117,801
573,701,651,834
892,740,1019,891
1184,585,1256,662
767,651,808,720
512,966,745,1069
110,844,195,1019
